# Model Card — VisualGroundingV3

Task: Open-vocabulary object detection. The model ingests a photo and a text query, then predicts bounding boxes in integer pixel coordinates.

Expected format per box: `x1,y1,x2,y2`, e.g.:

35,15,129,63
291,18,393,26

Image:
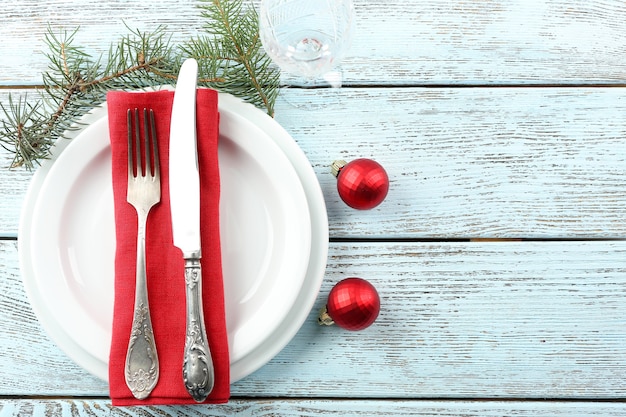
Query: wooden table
2,0,626,415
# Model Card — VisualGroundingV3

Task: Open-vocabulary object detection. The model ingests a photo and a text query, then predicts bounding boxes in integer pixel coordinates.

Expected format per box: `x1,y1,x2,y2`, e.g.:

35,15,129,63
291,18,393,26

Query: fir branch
0,95,53,169
1,0,280,169
187,0,280,116
2,25,180,169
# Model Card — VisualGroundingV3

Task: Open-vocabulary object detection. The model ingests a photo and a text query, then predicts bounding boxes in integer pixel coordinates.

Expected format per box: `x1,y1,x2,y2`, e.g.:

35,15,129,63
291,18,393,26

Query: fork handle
182,258,214,402
125,213,159,399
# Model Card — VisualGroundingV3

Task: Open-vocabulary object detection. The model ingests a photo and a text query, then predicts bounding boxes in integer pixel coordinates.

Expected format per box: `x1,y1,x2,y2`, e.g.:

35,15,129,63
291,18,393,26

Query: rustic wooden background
1,0,625,415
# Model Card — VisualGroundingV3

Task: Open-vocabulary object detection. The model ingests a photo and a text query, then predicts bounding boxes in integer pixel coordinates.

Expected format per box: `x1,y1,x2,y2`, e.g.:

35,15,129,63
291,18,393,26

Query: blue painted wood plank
0,1,625,85
2,241,626,399
2,87,625,238
3,398,626,416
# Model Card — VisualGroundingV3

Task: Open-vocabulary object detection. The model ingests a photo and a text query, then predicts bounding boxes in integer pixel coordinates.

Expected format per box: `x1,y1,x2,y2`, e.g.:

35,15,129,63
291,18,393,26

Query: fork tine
133,108,142,176
142,109,159,178
148,109,160,178
142,108,150,177
127,109,134,179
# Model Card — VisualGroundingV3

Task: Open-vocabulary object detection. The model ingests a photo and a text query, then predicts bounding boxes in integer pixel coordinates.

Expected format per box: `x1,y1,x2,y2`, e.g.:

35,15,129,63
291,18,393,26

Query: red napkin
107,89,229,405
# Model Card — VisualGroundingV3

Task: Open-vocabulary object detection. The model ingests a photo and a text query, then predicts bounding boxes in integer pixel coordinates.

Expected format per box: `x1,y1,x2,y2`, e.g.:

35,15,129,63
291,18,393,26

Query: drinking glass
259,0,355,88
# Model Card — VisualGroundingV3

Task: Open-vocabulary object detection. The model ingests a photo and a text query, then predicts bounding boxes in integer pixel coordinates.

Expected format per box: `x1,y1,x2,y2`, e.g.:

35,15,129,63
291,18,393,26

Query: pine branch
0,95,52,169
0,0,280,169
188,0,280,116
1,25,180,169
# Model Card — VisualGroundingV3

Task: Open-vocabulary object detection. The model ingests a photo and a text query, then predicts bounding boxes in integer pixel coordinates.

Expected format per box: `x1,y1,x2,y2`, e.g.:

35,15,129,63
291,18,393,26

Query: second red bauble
332,159,389,210
318,277,381,331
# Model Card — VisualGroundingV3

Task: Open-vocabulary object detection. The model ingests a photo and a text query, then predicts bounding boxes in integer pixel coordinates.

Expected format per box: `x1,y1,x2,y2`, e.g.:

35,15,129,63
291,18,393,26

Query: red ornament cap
318,277,381,331
332,158,389,210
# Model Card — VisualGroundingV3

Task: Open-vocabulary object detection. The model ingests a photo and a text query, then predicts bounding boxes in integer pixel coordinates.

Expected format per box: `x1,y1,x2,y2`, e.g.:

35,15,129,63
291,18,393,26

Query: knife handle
182,258,214,402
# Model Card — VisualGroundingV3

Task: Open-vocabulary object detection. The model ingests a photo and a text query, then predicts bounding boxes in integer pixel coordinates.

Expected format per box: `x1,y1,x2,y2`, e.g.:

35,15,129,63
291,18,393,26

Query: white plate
29,103,310,364
19,92,328,382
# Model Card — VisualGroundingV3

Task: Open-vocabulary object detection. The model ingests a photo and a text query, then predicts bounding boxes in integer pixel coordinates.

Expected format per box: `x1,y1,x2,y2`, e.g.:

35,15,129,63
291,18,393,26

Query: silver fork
124,108,160,400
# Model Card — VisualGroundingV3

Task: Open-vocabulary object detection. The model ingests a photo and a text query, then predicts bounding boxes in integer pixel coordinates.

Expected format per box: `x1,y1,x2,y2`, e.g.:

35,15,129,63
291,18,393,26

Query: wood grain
1,1,625,86
276,87,626,239
2,87,624,238
3,240,626,398
3,399,626,417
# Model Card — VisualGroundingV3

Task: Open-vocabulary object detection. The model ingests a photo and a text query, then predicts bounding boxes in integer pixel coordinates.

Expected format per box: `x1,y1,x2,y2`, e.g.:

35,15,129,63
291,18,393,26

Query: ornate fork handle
125,209,159,399
183,258,214,402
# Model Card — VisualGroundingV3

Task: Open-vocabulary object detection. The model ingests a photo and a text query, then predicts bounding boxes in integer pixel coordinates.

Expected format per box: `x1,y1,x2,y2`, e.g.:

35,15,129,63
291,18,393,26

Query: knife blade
169,58,214,403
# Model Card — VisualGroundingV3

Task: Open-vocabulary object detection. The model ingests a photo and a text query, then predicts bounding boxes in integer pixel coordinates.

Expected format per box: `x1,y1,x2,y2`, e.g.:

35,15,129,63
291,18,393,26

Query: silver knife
169,58,214,402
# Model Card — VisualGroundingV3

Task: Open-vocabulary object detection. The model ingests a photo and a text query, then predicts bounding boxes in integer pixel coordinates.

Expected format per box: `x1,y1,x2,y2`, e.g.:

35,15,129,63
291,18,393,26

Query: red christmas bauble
318,277,380,331
332,159,389,210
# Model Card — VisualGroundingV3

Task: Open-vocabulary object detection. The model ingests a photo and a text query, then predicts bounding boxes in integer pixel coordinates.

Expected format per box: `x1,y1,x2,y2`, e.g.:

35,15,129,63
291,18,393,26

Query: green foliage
0,0,280,169
188,0,280,114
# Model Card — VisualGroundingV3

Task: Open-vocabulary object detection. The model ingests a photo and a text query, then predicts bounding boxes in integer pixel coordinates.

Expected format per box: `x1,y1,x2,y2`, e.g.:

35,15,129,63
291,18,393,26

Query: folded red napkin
107,89,229,406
